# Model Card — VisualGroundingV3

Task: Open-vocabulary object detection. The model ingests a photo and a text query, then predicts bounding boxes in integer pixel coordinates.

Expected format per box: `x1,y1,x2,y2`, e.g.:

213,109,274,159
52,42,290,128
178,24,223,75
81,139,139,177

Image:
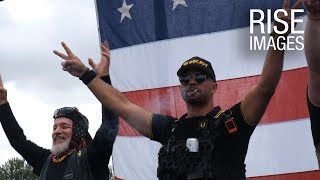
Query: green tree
109,164,114,180
0,157,37,180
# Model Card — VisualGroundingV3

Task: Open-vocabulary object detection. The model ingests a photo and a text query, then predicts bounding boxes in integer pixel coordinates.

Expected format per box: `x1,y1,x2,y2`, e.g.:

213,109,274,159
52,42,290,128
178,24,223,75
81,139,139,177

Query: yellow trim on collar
214,109,224,119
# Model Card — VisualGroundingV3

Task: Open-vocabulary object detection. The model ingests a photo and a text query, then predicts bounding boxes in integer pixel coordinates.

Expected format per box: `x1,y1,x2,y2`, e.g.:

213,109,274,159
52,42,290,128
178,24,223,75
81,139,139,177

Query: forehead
53,117,73,126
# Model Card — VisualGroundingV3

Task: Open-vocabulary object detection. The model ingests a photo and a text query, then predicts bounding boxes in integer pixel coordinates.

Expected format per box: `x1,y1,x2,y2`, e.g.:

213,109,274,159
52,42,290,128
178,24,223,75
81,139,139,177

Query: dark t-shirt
151,102,256,168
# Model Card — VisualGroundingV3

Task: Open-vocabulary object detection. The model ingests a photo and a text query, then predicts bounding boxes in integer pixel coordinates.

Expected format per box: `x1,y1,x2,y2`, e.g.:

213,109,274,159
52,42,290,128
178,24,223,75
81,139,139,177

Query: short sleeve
150,114,175,145
229,102,256,136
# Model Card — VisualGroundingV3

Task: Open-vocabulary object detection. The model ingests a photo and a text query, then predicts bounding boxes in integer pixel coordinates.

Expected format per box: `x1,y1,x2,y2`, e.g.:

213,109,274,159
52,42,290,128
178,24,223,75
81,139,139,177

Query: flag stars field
117,0,134,23
172,0,188,10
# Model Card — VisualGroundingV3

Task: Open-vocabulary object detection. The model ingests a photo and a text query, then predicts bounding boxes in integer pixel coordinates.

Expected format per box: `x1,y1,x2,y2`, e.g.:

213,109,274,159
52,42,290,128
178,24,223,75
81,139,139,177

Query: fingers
304,0,311,5
101,43,110,53
62,66,70,72
101,41,110,52
53,50,68,60
0,74,3,87
102,52,110,59
283,0,291,10
61,61,74,72
88,58,96,69
102,41,110,50
292,0,303,9
61,42,75,56
61,60,78,67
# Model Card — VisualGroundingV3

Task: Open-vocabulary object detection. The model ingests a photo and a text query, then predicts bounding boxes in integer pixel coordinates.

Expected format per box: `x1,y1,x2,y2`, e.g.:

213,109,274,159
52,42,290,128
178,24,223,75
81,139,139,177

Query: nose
52,126,62,136
188,75,197,85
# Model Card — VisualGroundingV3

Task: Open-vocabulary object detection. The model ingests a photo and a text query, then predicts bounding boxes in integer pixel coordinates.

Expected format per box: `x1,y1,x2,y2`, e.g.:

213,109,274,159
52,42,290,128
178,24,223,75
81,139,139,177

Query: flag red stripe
248,170,320,180
114,171,320,180
119,68,309,136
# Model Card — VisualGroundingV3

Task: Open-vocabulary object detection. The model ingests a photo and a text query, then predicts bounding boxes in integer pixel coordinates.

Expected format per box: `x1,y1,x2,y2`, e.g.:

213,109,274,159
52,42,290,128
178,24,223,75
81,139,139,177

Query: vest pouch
158,139,189,175
158,137,215,179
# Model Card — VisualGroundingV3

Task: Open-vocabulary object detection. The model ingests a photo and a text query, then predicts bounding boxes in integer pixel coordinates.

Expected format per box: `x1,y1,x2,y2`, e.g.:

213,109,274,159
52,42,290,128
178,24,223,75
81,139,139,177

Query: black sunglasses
179,74,208,85
53,107,79,119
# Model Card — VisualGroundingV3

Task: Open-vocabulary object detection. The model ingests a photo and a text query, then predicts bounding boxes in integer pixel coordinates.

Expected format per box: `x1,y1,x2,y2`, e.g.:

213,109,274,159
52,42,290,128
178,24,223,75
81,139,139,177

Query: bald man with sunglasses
0,43,118,180
53,0,301,179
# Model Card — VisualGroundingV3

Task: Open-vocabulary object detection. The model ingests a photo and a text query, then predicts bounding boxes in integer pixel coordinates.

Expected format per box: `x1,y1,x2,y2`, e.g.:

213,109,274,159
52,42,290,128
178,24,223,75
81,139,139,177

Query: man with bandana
302,0,320,167
0,42,118,179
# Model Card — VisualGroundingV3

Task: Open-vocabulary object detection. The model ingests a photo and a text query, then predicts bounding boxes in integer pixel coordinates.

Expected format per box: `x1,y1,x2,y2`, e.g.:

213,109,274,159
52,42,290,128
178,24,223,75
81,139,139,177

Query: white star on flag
172,0,188,10
117,0,134,23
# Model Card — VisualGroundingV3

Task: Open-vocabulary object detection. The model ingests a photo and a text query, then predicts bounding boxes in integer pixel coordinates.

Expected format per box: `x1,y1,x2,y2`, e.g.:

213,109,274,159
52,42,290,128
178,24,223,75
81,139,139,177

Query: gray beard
50,140,70,155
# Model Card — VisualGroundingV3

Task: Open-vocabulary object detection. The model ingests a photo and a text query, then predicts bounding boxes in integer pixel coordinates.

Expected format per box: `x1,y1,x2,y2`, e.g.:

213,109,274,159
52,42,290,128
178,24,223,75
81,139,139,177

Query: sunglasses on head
53,107,79,119
179,74,208,85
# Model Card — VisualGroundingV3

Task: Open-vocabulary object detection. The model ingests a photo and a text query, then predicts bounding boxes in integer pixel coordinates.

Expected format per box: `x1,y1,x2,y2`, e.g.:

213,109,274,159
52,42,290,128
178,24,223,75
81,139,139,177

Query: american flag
95,0,319,179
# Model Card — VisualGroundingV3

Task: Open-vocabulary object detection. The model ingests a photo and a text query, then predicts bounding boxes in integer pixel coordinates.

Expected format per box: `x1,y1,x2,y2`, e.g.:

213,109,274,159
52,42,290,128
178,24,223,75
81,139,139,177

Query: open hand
88,41,111,78
302,0,320,19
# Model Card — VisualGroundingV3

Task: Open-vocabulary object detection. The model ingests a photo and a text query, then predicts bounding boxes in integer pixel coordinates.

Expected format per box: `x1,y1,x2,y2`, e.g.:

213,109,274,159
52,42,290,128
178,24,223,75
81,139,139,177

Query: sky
0,0,105,164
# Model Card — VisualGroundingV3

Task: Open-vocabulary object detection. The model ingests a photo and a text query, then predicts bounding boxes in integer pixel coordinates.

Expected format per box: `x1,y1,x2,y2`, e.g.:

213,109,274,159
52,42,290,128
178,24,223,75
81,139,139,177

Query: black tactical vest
157,107,246,180
39,148,96,180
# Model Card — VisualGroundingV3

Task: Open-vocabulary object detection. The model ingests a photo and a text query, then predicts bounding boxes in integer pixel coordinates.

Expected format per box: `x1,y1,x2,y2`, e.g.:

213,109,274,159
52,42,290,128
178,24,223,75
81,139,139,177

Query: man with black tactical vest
302,0,320,167
53,0,300,179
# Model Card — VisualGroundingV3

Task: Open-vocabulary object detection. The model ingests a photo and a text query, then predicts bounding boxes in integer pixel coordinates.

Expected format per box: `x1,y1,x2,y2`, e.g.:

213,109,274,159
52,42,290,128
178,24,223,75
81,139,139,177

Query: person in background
302,0,320,167
0,42,118,179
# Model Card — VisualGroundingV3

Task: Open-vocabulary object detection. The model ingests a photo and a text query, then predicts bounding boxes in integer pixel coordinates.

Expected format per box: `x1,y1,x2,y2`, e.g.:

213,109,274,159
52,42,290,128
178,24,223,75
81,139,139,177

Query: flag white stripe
110,16,308,92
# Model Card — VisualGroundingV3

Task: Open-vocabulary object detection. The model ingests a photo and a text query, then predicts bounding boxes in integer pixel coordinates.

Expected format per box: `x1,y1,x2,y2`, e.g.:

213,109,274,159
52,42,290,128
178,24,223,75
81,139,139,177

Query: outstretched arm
304,0,320,106
53,43,151,137
86,42,119,172
0,75,50,175
241,0,302,125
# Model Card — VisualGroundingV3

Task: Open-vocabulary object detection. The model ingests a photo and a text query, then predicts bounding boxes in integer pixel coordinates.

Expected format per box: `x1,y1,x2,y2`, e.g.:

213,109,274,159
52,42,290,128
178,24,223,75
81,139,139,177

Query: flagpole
92,1,115,178
93,0,102,47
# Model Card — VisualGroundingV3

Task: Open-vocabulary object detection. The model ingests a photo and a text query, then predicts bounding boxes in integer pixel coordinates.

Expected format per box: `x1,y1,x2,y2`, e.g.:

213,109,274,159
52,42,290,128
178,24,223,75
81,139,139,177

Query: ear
211,82,217,94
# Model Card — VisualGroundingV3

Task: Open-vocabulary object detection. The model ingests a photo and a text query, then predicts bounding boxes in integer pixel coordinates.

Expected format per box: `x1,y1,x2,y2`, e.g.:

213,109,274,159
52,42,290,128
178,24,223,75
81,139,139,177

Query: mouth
186,88,200,97
53,136,66,144
187,88,199,93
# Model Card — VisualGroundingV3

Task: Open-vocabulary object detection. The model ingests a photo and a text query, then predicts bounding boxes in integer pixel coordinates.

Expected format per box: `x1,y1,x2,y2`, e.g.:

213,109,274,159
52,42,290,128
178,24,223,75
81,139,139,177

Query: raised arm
53,42,151,137
84,42,119,177
90,42,119,140
302,0,320,166
0,75,50,175
303,0,320,105
241,0,302,125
